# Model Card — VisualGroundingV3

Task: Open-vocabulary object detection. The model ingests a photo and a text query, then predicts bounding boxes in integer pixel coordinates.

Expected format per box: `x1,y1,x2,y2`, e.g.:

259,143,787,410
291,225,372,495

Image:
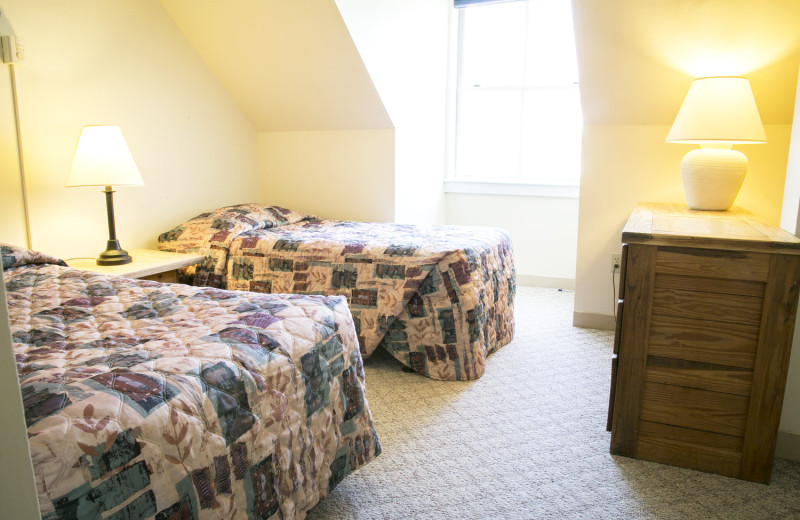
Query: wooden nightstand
608,203,800,483
67,249,205,283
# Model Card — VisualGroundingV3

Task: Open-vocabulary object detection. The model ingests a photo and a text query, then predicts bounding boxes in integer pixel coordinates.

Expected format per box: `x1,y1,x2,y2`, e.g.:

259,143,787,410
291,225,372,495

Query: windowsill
444,180,579,198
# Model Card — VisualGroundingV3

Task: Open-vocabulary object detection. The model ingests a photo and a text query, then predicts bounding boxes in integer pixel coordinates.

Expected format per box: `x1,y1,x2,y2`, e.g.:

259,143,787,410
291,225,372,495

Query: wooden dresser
608,203,800,483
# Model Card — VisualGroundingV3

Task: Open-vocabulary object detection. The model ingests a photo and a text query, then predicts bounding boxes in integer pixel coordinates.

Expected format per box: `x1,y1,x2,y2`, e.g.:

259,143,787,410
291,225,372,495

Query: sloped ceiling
160,0,800,131
573,0,800,126
158,0,392,132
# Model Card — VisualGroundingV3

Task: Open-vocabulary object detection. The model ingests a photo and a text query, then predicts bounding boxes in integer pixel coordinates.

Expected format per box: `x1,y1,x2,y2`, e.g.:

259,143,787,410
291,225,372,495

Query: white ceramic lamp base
680,147,747,211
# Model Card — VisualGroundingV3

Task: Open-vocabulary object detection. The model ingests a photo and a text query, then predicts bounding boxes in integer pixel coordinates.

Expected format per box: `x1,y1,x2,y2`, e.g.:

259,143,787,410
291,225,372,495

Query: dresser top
622,203,800,253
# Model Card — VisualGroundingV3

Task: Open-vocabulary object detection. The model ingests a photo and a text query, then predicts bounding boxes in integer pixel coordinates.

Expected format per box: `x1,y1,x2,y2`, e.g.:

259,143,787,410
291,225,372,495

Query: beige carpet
307,286,800,520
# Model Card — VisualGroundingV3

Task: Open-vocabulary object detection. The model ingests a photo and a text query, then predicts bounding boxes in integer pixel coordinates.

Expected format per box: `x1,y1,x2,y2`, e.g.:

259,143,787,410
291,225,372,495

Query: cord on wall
611,265,618,319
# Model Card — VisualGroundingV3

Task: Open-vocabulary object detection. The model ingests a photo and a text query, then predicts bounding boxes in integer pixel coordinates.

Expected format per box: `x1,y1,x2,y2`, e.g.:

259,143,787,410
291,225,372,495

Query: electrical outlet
611,253,622,272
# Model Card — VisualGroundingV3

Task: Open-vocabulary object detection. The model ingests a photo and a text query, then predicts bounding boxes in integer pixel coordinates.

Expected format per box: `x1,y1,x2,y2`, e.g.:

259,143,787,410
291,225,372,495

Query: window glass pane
519,86,582,182
455,89,522,179
460,2,527,87
451,0,582,186
525,0,579,85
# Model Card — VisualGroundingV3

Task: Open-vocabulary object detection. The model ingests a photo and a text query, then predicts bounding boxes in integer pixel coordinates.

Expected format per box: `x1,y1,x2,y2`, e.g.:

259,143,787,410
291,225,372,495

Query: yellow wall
0,1,260,511
572,0,800,442
574,124,792,320
159,0,391,133
1,0,258,258
3,2,800,491
160,0,396,224
258,130,395,222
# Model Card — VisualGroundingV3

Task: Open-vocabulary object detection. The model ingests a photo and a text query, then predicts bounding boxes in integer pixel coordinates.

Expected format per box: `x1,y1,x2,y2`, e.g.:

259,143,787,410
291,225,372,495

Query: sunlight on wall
637,0,800,77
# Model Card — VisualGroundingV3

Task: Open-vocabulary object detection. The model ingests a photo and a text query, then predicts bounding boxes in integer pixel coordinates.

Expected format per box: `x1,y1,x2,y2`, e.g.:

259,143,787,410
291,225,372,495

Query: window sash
453,84,582,185
447,0,582,189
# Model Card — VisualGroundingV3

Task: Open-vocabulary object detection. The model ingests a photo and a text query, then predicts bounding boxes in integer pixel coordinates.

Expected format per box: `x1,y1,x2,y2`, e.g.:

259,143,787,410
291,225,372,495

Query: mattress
2,244,380,520
158,204,516,381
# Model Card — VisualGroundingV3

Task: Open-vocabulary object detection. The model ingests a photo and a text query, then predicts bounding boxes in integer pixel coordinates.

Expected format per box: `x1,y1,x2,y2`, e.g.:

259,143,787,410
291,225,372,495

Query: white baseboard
572,311,616,330
776,431,800,462
516,275,575,290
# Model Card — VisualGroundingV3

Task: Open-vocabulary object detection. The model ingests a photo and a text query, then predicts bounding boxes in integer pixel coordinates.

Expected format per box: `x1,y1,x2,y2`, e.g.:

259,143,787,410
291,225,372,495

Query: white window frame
444,1,581,198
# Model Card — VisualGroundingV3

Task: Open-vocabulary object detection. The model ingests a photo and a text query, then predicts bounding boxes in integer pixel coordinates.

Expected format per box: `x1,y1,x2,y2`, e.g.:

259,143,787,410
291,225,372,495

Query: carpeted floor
307,286,800,520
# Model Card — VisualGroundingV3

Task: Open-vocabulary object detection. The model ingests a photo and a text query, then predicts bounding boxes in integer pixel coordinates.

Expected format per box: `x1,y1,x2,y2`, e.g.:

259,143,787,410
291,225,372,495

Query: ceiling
159,0,800,132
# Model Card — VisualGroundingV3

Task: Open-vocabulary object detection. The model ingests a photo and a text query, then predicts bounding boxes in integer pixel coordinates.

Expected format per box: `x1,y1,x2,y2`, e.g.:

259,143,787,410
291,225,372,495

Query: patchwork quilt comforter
2,244,379,520
158,204,516,381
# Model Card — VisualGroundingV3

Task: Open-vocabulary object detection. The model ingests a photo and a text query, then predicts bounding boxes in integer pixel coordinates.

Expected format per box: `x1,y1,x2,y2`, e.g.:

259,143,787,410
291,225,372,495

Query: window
447,0,582,195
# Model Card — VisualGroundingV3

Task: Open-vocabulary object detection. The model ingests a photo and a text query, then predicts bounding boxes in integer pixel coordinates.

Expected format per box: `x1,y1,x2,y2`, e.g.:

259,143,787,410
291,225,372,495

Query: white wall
446,194,578,286
781,66,800,233
258,129,395,222
2,0,259,258
779,65,800,442
335,0,450,225
336,0,580,284
781,289,800,440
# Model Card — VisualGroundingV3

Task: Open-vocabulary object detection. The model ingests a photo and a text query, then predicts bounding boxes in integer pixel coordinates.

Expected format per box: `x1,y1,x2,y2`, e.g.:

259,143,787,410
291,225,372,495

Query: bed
3,244,380,520
157,204,516,381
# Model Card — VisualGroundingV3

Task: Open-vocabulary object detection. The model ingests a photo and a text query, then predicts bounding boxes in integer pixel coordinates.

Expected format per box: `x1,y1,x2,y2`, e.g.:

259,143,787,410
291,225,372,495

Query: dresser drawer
651,287,763,326
647,314,758,368
655,247,770,282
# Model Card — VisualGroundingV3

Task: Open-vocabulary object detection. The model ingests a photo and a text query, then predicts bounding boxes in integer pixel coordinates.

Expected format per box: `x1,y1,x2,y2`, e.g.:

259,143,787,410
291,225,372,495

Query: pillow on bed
230,203,313,229
1,243,67,270
157,203,314,250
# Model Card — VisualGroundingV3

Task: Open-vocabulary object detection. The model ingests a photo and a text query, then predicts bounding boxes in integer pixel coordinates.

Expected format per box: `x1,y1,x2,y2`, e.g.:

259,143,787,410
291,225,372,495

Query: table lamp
65,125,144,265
666,77,766,211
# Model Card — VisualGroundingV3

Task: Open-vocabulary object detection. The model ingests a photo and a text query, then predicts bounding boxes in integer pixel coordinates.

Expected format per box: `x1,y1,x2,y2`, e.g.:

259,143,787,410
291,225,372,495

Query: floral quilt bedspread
3,244,379,520
158,204,516,381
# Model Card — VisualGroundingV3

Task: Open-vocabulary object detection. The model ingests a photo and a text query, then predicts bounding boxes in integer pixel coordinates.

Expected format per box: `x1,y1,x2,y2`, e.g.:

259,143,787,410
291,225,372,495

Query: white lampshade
666,77,766,144
65,126,144,187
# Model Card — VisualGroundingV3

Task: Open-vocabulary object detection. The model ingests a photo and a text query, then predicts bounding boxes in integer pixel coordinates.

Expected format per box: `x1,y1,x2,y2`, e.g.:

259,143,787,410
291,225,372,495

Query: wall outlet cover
611,253,622,272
